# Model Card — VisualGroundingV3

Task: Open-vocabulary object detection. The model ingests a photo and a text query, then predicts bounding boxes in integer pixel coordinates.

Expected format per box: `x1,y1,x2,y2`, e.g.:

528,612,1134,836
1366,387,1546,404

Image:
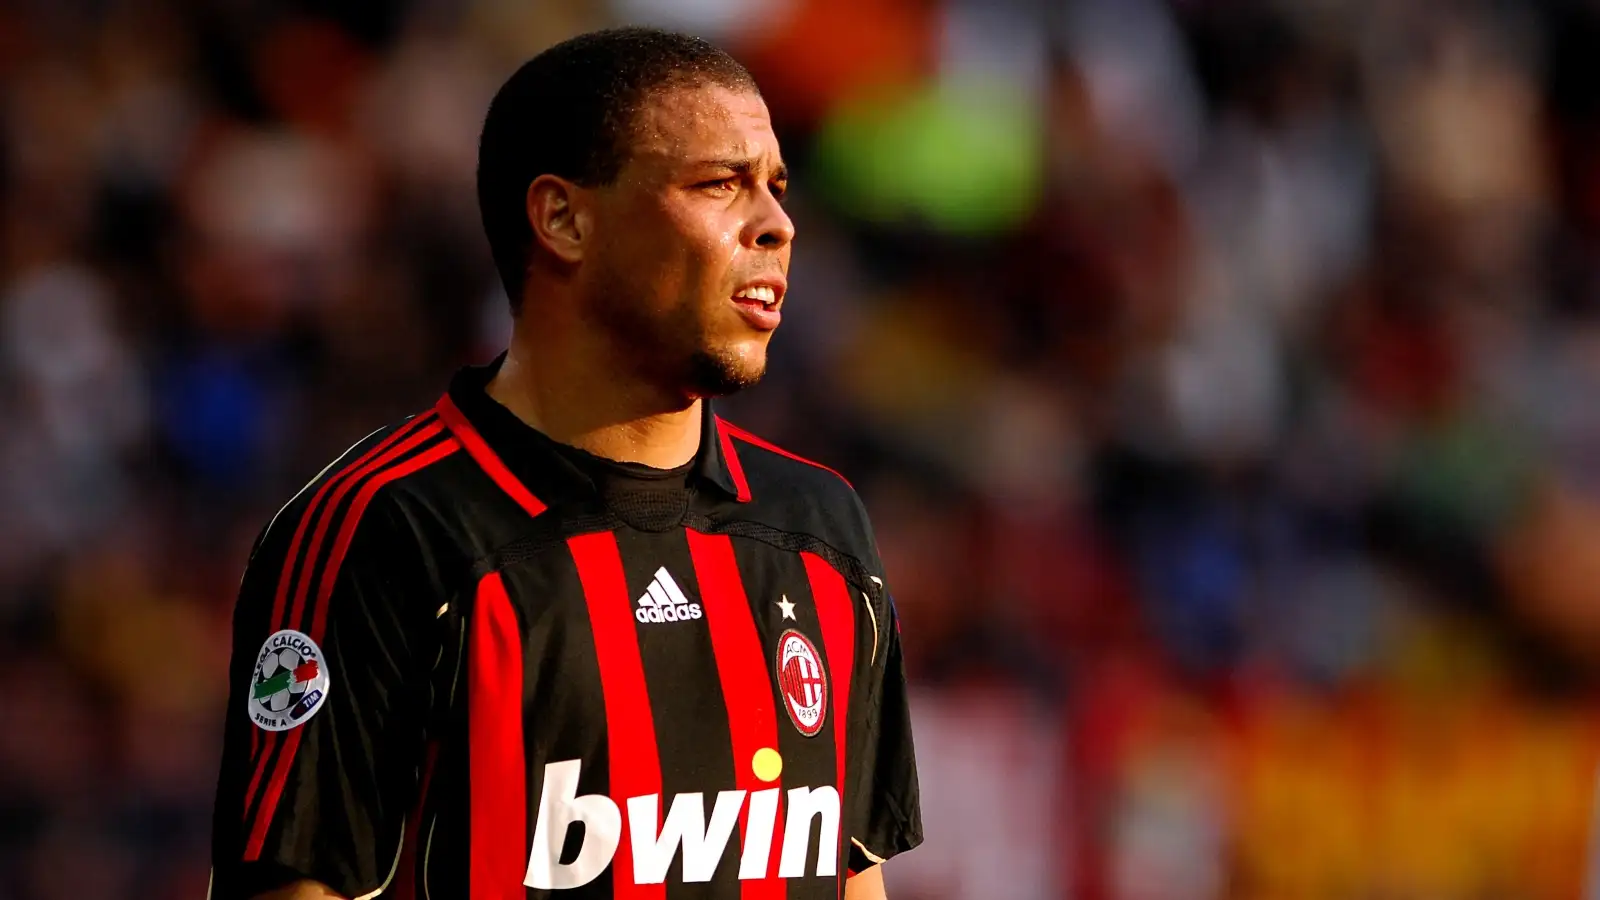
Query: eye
770,180,788,202
698,177,739,195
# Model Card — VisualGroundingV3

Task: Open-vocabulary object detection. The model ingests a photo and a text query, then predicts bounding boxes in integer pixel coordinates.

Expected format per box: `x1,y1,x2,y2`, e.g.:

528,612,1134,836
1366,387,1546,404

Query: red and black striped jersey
210,357,923,900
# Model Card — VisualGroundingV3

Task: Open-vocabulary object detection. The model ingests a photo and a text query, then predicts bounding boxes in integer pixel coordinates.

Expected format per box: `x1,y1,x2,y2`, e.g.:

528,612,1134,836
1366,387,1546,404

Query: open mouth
730,283,783,331
733,284,780,310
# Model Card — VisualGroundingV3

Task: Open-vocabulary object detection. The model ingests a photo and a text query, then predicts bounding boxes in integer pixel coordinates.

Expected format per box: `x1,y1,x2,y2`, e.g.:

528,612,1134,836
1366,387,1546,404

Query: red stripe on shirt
286,420,448,633
436,392,548,518
242,435,460,862
469,572,527,900
569,531,663,900
720,420,852,488
242,414,437,822
308,438,460,644
687,530,785,898
265,413,436,635
802,553,856,895
714,417,753,502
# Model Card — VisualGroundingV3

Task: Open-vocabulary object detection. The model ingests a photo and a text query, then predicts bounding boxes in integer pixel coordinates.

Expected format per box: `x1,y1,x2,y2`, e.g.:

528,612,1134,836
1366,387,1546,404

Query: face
581,84,793,398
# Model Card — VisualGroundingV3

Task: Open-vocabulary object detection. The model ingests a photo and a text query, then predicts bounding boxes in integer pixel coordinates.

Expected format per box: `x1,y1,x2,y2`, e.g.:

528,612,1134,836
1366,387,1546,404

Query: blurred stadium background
7,0,1600,897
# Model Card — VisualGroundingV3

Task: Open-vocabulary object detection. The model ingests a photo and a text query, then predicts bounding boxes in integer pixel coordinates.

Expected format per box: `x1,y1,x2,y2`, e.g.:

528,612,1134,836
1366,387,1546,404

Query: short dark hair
477,27,758,311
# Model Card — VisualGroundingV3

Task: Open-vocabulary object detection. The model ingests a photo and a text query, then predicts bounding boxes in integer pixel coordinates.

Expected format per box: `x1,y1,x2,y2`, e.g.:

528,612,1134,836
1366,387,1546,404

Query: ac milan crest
776,629,827,737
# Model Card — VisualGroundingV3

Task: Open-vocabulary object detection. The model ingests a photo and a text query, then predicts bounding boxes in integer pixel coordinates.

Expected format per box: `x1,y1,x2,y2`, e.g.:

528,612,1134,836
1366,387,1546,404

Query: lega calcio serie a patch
248,629,331,731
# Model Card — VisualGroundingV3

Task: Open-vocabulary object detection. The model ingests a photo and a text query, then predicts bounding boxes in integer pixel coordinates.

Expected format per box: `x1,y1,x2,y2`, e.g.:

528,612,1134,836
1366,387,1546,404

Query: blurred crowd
6,0,1600,897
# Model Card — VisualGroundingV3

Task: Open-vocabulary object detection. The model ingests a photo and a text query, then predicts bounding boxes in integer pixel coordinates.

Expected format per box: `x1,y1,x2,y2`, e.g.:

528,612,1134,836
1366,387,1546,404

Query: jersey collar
436,353,747,513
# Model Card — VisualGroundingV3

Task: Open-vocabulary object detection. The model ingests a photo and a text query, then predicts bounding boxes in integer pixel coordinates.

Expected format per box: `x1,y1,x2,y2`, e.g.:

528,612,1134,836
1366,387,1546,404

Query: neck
486,323,703,470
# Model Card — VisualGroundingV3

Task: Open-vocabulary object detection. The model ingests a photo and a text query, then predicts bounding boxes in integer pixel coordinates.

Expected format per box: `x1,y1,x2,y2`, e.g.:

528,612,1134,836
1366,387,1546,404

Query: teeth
735,285,777,307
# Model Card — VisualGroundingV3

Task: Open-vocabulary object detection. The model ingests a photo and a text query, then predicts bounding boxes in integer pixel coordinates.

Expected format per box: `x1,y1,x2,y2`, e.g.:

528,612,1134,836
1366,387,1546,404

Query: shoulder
716,416,854,490
231,410,472,646
715,416,879,571
250,411,464,572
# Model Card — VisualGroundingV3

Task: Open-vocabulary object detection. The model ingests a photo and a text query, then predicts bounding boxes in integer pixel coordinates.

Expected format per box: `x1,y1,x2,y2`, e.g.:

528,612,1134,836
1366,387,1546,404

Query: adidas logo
635,567,702,624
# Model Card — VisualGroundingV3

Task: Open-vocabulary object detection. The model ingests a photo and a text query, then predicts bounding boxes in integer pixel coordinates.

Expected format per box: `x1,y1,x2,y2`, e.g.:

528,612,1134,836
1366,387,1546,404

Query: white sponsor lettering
527,760,622,889
628,790,745,883
524,761,839,888
739,788,782,878
780,785,841,878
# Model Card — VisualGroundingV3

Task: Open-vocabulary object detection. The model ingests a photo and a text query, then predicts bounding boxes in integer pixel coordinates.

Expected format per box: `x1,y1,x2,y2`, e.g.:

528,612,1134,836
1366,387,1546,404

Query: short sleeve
210,488,444,899
847,584,925,873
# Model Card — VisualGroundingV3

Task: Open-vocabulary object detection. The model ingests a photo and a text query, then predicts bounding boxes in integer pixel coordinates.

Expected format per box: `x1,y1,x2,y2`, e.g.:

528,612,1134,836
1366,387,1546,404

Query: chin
686,347,766,397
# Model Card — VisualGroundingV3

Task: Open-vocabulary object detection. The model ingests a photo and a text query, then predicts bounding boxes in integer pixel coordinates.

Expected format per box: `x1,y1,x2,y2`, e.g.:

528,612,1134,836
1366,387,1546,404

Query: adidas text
636,566,703,624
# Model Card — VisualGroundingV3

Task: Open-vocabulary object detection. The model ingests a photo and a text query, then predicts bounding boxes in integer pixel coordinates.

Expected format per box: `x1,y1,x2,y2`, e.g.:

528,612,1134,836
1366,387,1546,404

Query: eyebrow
694,158,789,183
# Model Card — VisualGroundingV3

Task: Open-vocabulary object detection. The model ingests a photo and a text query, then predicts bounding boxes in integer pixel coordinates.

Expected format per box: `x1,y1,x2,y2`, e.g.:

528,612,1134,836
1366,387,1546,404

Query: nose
746,186,795,251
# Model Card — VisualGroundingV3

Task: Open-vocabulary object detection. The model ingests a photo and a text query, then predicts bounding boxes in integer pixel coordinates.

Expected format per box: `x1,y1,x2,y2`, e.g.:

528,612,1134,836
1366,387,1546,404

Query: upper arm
247,879,349,900
211,486,447,900
844,863,888,900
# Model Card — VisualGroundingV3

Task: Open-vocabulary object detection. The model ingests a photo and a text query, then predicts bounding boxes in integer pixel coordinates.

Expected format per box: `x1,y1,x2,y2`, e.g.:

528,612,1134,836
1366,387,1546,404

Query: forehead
628,84,779,169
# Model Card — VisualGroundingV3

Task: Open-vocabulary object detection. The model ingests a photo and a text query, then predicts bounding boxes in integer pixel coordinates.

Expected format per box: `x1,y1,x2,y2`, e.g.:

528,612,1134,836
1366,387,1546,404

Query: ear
526,174,590,265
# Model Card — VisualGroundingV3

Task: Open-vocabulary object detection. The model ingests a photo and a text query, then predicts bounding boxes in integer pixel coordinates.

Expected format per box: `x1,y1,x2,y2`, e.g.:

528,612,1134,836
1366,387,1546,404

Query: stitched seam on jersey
469,513,617,578
474,516,880,602
446,598,468,707
696,517,878,595
861,590,880,665
851,837,888,865
354,820,405,900
423,815,438,900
